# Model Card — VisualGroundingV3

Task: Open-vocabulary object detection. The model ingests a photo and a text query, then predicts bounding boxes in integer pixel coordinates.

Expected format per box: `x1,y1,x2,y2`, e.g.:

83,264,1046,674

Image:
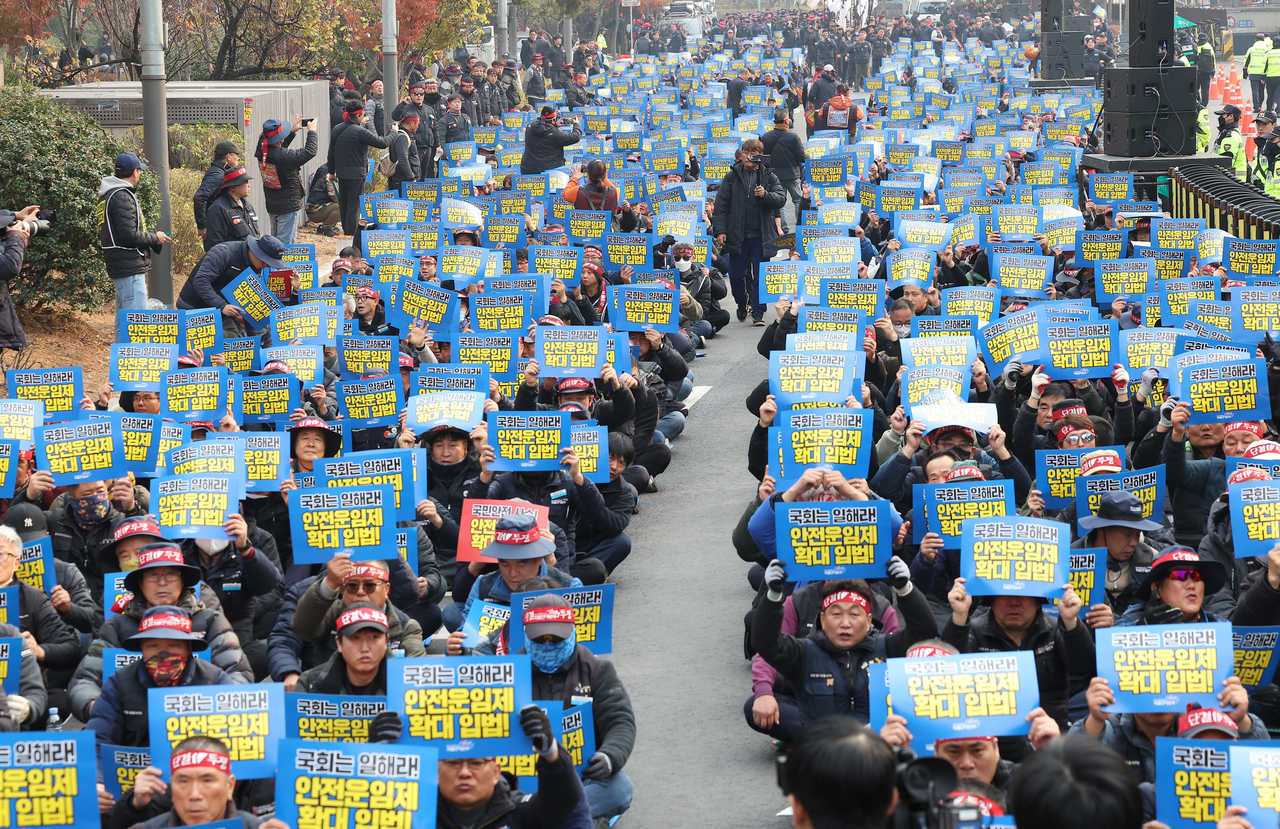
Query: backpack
1197,47,1215,74
573,182,619,212
377,141,398,178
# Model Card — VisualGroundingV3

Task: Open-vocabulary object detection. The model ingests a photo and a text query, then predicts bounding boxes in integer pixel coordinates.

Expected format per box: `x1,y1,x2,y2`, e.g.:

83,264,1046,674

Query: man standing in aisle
98,152,170,342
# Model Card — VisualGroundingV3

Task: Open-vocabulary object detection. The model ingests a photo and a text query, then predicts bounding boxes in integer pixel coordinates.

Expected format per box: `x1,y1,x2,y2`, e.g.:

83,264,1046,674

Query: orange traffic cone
1210,72,1222,101
1231,63,1241,86
1247,138,1256,161
1229,84,1244,106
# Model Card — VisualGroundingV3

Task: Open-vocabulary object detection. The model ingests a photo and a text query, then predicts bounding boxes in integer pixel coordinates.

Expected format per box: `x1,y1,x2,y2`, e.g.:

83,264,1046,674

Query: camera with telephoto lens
892,748,984,829
4,210,55,239
747,153,768,165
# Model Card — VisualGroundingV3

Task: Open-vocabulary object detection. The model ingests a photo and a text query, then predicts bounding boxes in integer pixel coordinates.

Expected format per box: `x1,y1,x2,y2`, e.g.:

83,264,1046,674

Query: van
663,16,704,39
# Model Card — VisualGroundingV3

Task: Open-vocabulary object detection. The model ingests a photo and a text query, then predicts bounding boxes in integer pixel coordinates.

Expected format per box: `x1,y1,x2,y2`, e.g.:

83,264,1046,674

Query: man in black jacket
575,433,637,575
457,77,489,127
391,85,439,177
98,153,171,341
520,106,582,174
760,108,806,230
387,115,422,195
434,97,473,161
193,140,240,242
176,235,289,322
712,138,787,325
328,100,391,244
254,116,317,244
305,164,341,237
203,166,259,251
0,206,38,350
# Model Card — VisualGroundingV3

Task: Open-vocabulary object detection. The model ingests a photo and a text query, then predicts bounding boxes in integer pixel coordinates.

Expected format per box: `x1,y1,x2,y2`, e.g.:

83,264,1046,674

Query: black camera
301,118,315,126
747,153,768,164
5,210,55,238
893,749,985,829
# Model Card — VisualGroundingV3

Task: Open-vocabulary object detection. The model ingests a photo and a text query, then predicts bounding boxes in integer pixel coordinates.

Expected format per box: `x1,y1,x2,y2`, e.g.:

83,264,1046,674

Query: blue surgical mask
527,629,577,673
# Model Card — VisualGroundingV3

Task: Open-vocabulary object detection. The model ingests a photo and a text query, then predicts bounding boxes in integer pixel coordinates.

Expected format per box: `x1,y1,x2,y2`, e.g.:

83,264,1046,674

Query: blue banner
6,367,80,424
1180,358,1270,425
769,350,863,408
161,367,228,423
1095,258,1155,305
981,309,1045,375
1074,466,1165,535
100,743,151,799
900,336,978,370
608,284,680,333
1229,480,1280,560
461,600,512,649
219,268,282,331
110,344,178,392
1097,623,1233,712
1034,445,1126,509
1234,626,1280,691
921,480,1014,546
569,420,610,485
960,516,1069,598
405,391,487,434
16,536,54,595
769,408,874,484
992,252,1052,298
887,651,1040,742
288,484,399,564
1067,547,1109,610
535,327,607,378
118,309,184,345
942,286,1000,324
274,738,437,829
773,500,892,579
148,683,285,779
335,376,403,429
1156,738,1231,829
1041,318,1117,379
150,474,241,540
234,374,299,425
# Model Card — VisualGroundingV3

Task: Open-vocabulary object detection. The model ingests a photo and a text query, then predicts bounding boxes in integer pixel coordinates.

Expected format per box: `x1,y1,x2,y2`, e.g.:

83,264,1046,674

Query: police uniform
1245,36,1272,109
1212,106,1247,177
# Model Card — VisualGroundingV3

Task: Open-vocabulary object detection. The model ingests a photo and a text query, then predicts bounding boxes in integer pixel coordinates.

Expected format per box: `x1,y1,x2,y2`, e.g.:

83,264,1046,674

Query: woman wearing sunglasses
1115,548,1228,626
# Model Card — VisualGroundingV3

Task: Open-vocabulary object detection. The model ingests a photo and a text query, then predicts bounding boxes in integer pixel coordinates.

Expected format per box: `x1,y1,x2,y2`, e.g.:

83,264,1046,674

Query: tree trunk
589,0,608,44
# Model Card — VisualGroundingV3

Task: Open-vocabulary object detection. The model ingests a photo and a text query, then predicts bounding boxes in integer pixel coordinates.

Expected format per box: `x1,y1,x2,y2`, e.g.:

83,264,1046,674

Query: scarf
528,629,577,674
145,651,189,687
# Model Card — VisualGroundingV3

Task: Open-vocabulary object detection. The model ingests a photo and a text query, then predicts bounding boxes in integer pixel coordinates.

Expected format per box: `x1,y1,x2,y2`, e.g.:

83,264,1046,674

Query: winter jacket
52,557,97,634
1069,710,1270,784
942,606,1096,731
0,619,46,727
529,645,635,772
69,588,252,722
98,176,161,279
459,563,582,622
176,239,253,311
520,121,582,175
468,470,609,560
193,160,232,230
457,90,488,129
753,581,938,725
1163,433,1226,548
514,381,636,432
391,100,439,162
1197,496,1259,617
524,65,548,102
387,129,421,194
436,748,582,829
21,500,145,608
575,477,635,553
11,580,79,671
295,649,387,695
0,232,25,349
328,119,391,180
179,531,282,647
290,577,426,666
259,129,319,215
1071,532,1165,618
436,112,473,149
364,92,385,135
760,127,806,181
202,191,260,252
86,655,230,750
711,161,787,255
267,575,320,681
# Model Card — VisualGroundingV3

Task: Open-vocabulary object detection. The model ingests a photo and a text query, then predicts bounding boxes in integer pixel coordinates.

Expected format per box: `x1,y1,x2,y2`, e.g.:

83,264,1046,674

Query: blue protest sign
1096,258,1156,305
960,516,1069,598
234,374,299,425
1229,481,1280,560
0,731,98,824
900,336,978,370
118,309,184,344
608,284,680,333
148,683,285,779
773,500,892,579
769,350,863,408
769,407,874,483
151,474,241,540
911,317,980,339
8,367,81,424
529,246,584,288
315,450,423,523
486,411,570,471
335,376,403,429
285,694,387,740
1156,738,1232,829
535,326,607,378
405,391,486,434
101,647,140,684
1180,358,1271,425
34,418,126,486
1034,445,1124,509
1066,547,1109,610
183,308,224,356
942,286,1000,324
1098,623,1234,712
886,249,935,291
922,480,1014,546
393,278,459,335
269,303,330,346
569,420,609,484
1040,318,1118,379
1089,173,1134,203
110,344,178,392
211,432,287,493
509,583,617,655
981,309,1045,375
222,337,259,374
219,268,282,331
414,364,490,396
16,535,53,595
100,744,151,799
161,366,228,423
887,651,1039,742
275,738,437,829
387,655,535,758
462,600,512,649
1075,466,1165,534
902,366,971,410
289,484,399,564
992,252,1052,298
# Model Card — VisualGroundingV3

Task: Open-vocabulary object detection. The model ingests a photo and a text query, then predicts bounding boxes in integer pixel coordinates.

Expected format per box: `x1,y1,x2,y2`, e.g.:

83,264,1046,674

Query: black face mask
1219,116,1229,129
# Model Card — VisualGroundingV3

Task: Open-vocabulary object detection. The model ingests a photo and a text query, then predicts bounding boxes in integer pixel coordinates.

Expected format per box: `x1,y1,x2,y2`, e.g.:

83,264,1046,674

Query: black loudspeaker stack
1099,0,1197,156
1038,0,1091,78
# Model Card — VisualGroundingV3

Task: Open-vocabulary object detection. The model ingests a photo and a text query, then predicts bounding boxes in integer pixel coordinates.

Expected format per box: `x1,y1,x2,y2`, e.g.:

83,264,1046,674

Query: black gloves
369,710,403,744
584,751,613,779
1137,603,1183,626
519,704,557,759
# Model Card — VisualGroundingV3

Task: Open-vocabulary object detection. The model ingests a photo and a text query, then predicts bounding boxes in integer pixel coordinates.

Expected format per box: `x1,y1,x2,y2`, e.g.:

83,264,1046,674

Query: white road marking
684,385,713,408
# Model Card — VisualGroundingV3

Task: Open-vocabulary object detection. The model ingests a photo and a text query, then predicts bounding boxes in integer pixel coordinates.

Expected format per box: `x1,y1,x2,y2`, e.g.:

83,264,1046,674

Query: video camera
892,748,984,829
4,210,55,239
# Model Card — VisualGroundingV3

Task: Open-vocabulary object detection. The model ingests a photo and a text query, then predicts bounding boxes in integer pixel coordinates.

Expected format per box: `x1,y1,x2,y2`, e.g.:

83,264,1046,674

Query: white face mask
674,258,693,272
893,324,911,339
195,537,230,554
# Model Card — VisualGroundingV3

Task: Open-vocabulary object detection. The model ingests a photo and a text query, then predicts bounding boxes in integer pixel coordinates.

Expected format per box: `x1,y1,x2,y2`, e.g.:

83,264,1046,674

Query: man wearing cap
255,115,317,245
176,234,289,319
202,164,259,251
98,151,172,341
1246,34,1271,109
412,423,486,586
289,558,426,685
525,52,549,106
194,140,241,240
1073,670,1265,783
1072,488,1162,621
444,513,584,633
1212,104,1247,176
456,76,489,127
943,573,1094,735
108,735,289,829
69,543,252,723
295,601,393,694
392,85,439,177
386,110,422,195
86,605,233,754
520,105,582,175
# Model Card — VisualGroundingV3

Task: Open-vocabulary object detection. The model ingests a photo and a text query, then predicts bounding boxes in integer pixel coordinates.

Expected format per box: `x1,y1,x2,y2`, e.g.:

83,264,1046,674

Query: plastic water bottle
47,707,60,731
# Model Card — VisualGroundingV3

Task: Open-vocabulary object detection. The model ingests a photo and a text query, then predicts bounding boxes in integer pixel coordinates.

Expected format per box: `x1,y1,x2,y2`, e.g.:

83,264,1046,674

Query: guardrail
1172,166,1280,238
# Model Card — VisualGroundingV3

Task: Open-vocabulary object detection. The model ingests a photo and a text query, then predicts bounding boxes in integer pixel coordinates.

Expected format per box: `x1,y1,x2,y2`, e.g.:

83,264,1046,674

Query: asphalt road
608,311,792,828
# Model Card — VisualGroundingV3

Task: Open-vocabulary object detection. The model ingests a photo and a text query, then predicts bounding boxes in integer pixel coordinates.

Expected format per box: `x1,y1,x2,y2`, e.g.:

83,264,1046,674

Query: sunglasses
673,254,693,261
1061,432,1096,447
1167,569,1203,583
343,580,385,595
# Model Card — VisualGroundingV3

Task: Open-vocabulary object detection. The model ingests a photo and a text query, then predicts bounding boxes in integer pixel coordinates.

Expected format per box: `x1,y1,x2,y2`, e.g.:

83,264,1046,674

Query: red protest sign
457,499,551,562
267,269,296,301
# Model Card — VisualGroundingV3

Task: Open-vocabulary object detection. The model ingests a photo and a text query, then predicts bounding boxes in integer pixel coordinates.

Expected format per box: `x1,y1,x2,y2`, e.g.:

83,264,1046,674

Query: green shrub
0,87,161,312
168,167,205,282
125,122,244,171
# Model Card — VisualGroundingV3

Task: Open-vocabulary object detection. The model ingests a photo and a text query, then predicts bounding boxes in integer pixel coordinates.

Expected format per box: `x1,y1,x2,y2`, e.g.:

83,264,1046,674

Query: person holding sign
86,605,233,753
942,576,1093,733
107,734,290,829
175,234,289,322
1115,548,1229,626
1073,490,1162,624
68,543,252,724
1164,410,1266,549
752,556,938,728
294,601,392,695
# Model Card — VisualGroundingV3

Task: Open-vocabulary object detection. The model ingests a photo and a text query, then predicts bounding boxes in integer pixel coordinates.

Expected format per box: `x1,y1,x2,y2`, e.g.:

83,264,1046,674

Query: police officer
1249,111,1279,186
1213,104,1247,177
1197,105,1212,153
1244,33,1272,110
1195,33,1216,106
1265,35,1280,112
1256,125,1280,197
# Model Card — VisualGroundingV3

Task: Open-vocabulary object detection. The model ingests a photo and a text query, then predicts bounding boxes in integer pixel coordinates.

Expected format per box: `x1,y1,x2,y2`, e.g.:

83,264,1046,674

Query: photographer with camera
520,105,582,175
778,716,899,829
0,205,42,350
711,138,786,326
98,152,171,342
254,116,318,245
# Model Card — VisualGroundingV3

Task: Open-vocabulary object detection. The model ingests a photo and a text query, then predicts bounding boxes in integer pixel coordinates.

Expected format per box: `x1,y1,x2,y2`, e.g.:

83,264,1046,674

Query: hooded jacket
98,176,162,280
520,120,583,175
69,588,253,722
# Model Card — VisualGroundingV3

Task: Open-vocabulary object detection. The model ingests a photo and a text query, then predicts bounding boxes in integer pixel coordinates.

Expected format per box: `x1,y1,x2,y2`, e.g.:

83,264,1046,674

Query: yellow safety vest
1214,128,1247,175
1246,41,1271,75
1197,108,1212,153
1266,47,1280,77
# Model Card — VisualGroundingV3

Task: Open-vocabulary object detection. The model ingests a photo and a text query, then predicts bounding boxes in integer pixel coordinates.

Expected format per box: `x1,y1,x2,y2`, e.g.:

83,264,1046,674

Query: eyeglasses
1061,432,1097,447
1168,569,1203,583
343,580,385,595
142,569,181,584
442,758,493,771
673,254,693,261
133,393,160,402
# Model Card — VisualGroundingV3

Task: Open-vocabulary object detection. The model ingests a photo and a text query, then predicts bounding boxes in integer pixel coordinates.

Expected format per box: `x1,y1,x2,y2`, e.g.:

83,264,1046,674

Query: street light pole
382,0,398,133
139,0,172,304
